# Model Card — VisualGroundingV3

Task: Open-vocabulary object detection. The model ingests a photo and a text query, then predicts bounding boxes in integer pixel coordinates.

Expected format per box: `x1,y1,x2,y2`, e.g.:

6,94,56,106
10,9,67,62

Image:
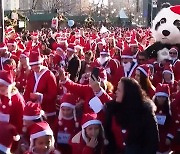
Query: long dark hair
139,71,153,95
154,97,171,118
115,77,155,127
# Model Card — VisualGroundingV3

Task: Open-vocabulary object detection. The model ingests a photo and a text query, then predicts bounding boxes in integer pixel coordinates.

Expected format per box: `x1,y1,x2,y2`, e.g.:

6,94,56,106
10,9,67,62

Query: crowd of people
0,25,180,154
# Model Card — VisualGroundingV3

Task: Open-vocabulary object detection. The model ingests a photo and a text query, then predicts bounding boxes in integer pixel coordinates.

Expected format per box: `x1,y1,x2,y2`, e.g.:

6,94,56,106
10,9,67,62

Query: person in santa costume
53,44,67,69
0,121,20,154
93,48,118,84
168,46,180,81
16,101,46,153
66,43,81,82
171,90,180,153
59,67,112,123
70,113,108,154
0,70,25,133
24,50,57,127
56,93,80,154
0,43,10,70
162,64,177,97
135,64,155,99
25,121,61,154
154,83,176,153
113,46,138,89
16,50,31,94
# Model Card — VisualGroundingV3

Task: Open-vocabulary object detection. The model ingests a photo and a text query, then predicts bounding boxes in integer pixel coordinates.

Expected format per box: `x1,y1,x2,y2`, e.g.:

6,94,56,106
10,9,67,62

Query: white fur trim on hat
0,79,11,86
0,46,7,50
100,52,110,55
56,47,64,52
155,92,169,97
82,120,101,129
121,55,133,59
29,59,43,66
67,48,74,52
60,102,75,109
137,67,148,76
0,144,11,154
23,115,41,121
163,70,173,75
30,130,53,140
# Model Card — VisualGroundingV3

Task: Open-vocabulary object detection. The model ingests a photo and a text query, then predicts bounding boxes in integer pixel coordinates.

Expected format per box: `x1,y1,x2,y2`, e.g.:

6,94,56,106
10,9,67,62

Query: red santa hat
56,44,66,52
0,70,15,106
0,70,14,87
67,43,75,52
81,113,108,145
0,122,20,154
7,39,17,46
155,83,170,98
100,48,110,56
58,93,79,128
129,37,138,47
21,50,30,58
18,42,25,51
23,101,45,121
32,32,39,38
170,5,180,15
5,27,15,35
137,64,150,77
0,43,7,50
29,121,54,151
169,46,178,53
29,50,43,66
163,64,174,82
121,47,133,59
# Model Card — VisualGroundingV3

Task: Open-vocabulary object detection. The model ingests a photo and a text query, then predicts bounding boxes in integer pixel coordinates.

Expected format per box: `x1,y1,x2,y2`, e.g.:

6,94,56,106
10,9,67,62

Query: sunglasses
169,52,177,55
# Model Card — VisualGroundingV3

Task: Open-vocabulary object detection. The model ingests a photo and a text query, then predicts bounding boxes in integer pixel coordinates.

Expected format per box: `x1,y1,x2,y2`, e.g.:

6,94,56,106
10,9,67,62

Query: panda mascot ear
161,2,171,9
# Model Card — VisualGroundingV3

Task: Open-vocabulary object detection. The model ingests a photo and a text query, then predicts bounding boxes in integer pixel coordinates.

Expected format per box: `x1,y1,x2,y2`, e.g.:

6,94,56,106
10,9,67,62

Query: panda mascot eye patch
173,20,180,31
145,5,180,61
155,18,167,30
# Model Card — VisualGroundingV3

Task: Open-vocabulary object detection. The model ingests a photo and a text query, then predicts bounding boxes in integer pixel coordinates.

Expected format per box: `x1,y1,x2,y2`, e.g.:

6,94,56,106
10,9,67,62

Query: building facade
4,0,19,11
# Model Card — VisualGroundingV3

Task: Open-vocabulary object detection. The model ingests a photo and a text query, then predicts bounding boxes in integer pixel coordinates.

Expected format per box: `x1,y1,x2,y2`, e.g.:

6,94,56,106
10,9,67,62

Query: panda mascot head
145,4,180,62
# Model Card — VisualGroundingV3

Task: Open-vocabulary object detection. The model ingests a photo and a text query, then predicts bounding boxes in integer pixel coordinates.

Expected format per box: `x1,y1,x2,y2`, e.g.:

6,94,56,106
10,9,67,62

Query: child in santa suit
162,64,177,97
0,122,20,154
70,113,108,154
56,93,80,154
154,83,176,153
17,101,45,153
59,67,112,123
0,70,25,134
171,91,180,153
25,121,61,154
24,51,57,128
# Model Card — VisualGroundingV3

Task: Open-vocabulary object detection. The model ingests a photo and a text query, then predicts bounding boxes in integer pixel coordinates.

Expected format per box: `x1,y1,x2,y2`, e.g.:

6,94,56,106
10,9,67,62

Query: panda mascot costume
144,4,180,86
145,4,180,61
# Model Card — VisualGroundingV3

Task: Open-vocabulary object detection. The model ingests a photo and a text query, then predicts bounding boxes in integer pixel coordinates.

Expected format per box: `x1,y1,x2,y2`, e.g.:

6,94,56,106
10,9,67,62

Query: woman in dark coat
104,77,159,154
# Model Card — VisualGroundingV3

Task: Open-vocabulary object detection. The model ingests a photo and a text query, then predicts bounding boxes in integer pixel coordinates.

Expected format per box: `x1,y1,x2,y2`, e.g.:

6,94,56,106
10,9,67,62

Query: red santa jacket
112,62,138,89
16,67,31,93
70,131,104,154
172,59,180,81
62,79,112,122
24,149,61,154
93,58,118,83
155,108,175,152
24,68,57,116
0,88,25,133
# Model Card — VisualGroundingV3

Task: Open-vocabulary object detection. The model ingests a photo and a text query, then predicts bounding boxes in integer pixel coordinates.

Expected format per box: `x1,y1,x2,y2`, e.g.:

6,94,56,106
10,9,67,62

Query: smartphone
91,67,99,81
